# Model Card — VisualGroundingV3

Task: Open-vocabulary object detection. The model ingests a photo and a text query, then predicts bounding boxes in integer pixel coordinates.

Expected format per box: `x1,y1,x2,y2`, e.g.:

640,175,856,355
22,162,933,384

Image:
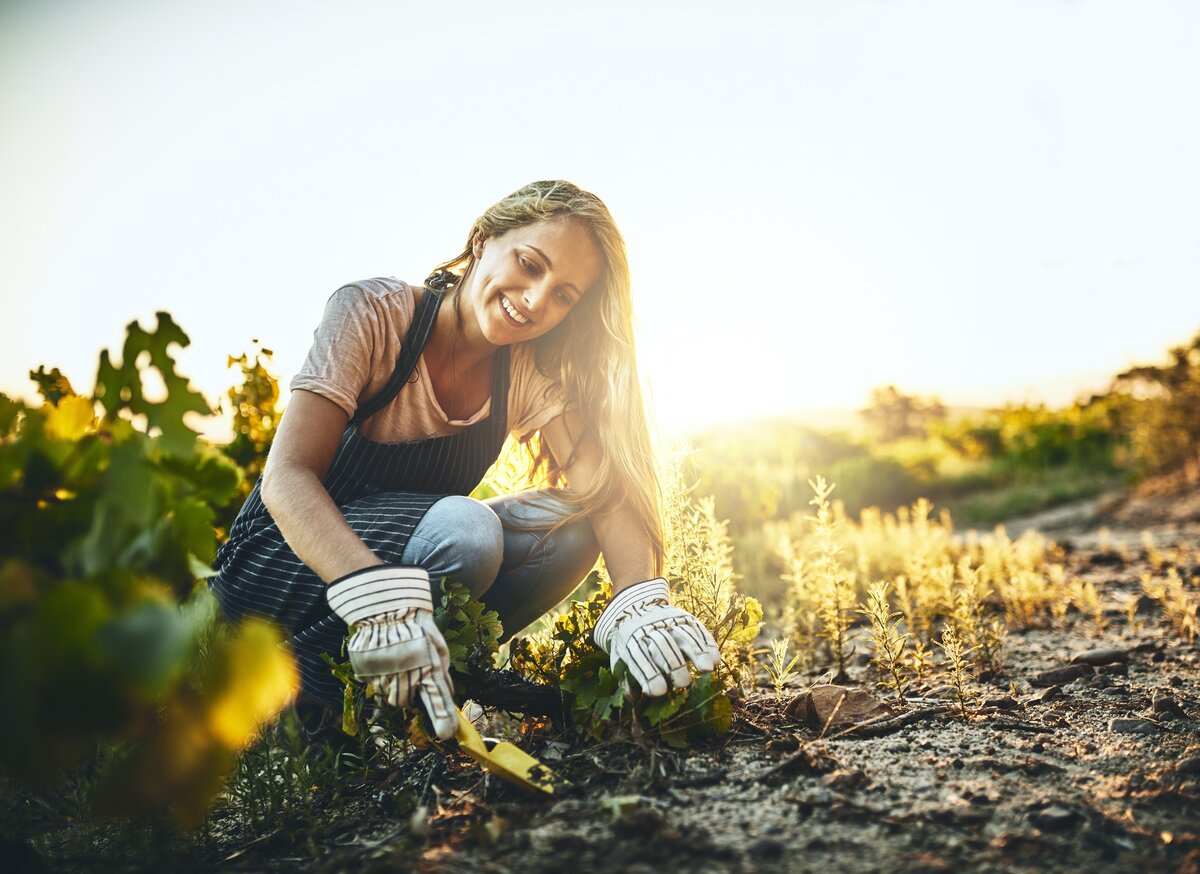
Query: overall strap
350,288,444,426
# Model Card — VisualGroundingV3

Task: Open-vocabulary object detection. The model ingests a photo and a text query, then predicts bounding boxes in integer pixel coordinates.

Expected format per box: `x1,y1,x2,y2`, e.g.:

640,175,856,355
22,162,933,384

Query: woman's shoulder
332,276,417,305
322,277,421,324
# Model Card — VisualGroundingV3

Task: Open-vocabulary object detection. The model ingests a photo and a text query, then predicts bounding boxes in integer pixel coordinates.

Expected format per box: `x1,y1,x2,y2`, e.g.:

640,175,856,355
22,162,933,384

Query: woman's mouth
500,294,530,326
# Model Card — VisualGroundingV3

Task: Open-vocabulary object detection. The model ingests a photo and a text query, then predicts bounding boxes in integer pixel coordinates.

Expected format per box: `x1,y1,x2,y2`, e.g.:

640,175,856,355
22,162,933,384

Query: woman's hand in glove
326,565,457,740
592,578,722,696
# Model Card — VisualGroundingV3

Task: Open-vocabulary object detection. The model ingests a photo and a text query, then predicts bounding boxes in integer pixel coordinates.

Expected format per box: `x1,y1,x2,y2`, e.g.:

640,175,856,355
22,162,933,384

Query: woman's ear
471,234,487,259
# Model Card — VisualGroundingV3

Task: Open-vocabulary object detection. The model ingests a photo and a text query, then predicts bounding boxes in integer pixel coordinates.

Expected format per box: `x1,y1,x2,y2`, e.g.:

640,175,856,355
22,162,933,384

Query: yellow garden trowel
454,708,558,795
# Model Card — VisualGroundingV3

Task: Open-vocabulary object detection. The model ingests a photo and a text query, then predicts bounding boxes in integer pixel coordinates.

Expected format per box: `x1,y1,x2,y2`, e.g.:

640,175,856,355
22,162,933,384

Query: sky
2,0,1198,439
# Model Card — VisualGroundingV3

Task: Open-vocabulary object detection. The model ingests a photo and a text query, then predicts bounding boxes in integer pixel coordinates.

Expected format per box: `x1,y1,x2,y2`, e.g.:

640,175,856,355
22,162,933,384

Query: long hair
427,180,663,575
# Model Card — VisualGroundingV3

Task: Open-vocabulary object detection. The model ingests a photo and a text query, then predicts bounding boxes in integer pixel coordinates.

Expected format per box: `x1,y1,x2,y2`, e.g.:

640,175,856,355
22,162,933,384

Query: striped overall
210,288,513,707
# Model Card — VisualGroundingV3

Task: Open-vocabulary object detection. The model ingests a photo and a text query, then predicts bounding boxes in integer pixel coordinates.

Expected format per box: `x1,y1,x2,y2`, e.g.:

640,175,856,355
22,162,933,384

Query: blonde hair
428,180,663,574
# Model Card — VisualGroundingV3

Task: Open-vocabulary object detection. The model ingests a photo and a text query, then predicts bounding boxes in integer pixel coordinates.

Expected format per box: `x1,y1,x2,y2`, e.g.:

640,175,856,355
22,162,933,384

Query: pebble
949,805,992,825
1032,664,1094,687
1071,647,1129,666
1177,756,1200,775
1031,805,1079,831
1152,693,1189,719
1133,595,1159,616
984,695,1020,710
1031,685,1062,704
822,769,869,792
1109,718,1161,735
747,838,785,860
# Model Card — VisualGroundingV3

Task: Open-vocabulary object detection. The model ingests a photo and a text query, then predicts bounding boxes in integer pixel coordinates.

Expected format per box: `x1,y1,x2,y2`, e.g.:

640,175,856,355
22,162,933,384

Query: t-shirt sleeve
508,346,576,440
289,284,388,418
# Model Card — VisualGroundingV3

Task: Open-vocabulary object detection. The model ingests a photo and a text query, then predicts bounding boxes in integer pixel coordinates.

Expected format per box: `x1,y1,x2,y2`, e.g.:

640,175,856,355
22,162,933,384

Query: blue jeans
399,490,601,640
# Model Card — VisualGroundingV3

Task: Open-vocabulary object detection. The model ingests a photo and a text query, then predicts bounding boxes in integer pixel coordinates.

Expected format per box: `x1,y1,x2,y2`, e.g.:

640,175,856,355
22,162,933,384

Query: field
5,478,1195,873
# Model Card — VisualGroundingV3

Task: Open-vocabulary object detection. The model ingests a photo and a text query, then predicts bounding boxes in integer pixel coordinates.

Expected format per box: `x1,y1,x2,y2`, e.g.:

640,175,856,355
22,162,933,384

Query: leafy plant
859,581,911,703
509,572,734,746
0,313,296,824
763,637,801,698
936,623,979,721
805,476,856,680
1141,568,1198,643
217,342,281,525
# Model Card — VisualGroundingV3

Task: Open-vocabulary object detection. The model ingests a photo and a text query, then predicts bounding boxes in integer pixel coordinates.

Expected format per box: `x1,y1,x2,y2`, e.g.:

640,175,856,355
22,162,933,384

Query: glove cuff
594,577,670,652
327,565,432,626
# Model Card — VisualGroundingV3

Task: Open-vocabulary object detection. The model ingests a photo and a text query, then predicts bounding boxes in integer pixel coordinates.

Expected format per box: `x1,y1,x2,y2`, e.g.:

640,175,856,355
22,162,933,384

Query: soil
15,481,1200,873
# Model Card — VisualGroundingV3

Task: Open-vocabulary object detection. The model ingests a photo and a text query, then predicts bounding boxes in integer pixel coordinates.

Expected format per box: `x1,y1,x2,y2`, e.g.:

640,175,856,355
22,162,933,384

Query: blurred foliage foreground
0,315,296,827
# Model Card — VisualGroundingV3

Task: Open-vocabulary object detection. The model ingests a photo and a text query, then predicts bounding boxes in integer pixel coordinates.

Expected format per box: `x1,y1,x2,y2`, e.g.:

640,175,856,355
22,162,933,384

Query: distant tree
860,385,947,442
1108,329,1200,477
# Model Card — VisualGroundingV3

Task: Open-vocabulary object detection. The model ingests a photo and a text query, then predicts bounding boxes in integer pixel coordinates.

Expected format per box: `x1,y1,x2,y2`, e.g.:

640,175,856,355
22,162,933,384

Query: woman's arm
539,409,656,592
259,389,383,583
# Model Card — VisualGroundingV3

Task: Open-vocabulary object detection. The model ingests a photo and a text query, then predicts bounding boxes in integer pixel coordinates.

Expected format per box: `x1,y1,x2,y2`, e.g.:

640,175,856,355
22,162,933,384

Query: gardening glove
326,565,457,740
593,578,722,697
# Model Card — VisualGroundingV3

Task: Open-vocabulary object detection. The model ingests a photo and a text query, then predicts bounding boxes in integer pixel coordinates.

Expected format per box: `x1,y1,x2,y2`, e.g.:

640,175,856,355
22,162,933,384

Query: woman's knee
400,496,504,596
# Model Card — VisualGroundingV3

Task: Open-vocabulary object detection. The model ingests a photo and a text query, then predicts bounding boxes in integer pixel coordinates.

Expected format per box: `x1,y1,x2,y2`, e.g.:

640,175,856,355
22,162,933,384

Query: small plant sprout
763,638,802,698
806,476,857,681
936,623,980,721
859,581,911,704
1141,569,1199,643
952,560,1005,673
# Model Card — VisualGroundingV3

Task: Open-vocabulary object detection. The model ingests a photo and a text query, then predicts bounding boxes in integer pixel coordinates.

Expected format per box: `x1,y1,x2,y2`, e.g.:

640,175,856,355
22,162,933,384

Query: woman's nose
522,282,549,312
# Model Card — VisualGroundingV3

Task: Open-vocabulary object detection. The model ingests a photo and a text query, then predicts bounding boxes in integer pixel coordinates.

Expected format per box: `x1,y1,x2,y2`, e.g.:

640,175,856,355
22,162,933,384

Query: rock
1177,756,1200,775
611,808,665,838
1031,664,1094,687
1109,718,1161,735
822,769,869,792
1031,805,1079,831
1133,594,1160,616
985,695,1020,710
949,805,992,825
747,838,785,860
765,734,801,753
1153,693,1190,719
1071,647,1129,666
1031,685,1062,704
784,685,898,731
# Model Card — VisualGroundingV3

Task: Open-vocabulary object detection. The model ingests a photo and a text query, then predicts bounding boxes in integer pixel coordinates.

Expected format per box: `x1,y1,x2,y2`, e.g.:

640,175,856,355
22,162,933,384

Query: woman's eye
557,291,573,305
520,257,539,274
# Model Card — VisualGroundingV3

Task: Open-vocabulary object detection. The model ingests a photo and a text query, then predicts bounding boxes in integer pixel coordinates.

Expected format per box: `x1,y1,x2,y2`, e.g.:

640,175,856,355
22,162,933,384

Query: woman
211,181,720,740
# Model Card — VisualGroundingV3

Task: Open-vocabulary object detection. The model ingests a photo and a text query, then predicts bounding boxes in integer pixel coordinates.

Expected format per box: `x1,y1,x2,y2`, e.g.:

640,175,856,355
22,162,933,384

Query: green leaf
94,599,190,695
29,366,75,405
0,393,22,434
641,687,686,725
93,313,212,457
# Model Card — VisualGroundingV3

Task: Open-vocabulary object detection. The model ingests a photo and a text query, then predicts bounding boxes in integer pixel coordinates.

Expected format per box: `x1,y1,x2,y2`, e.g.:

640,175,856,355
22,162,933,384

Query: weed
952,560,1005,673
936,623,979,721
858,581,911,703
659,448,762,690
805,477,858,680
1141,568,1199,643
763,638,802,698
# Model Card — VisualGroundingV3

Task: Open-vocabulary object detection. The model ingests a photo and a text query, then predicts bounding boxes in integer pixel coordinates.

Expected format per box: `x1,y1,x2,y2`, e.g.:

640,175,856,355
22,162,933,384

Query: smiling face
463,217,605,348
